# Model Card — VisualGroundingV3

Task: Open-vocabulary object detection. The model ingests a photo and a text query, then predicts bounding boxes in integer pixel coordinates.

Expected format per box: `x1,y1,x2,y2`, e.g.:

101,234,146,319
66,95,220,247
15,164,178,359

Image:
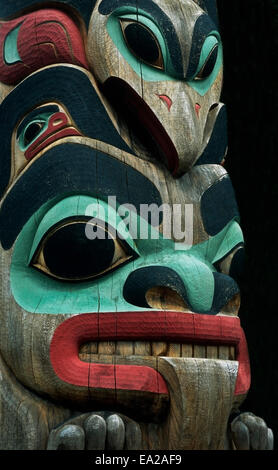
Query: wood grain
0,0,251,451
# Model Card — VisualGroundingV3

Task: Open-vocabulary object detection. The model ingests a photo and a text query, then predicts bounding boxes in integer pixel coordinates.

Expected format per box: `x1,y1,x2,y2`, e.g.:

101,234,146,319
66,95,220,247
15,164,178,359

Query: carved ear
193,0,219,27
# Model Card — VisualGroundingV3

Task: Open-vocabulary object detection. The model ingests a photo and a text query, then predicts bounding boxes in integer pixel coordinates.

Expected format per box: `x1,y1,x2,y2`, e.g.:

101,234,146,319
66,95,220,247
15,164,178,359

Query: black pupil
198,44,218,79
24,122,43,147
124,22,160,65
43,223,115,279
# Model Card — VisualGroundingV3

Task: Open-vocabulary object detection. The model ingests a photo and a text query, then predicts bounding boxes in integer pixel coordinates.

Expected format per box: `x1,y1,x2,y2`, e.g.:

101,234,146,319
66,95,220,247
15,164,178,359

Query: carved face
0,0,250,448
88,0,225,175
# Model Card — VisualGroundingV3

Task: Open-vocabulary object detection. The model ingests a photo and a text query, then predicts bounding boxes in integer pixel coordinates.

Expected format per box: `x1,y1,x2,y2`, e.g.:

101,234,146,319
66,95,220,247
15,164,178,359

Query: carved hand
230,412,274,450
47,412,142,450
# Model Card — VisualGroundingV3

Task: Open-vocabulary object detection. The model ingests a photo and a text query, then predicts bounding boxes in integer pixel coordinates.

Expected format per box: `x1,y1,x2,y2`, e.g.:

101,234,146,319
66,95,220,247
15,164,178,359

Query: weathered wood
0,0,272,452
47,424,85,450
134,341,151,356
145,286,189,311
154,357,239,450
106,414,125,450
84,414,107,450
0,352,71,450
125,421,142,450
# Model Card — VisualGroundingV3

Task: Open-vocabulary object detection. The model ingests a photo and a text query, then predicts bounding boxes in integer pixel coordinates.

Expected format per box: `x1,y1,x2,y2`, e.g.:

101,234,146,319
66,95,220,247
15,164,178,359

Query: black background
217,0,278,445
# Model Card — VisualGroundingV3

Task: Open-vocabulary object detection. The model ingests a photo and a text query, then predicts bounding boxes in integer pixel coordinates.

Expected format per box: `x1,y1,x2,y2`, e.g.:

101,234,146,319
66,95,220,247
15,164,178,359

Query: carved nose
123,266,188,309
123,266,239,315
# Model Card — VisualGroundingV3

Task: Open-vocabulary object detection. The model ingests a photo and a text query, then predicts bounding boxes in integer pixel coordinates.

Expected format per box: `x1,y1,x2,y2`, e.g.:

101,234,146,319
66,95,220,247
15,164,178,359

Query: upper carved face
88,0,224,175
0,0,225,176
0,0,249,435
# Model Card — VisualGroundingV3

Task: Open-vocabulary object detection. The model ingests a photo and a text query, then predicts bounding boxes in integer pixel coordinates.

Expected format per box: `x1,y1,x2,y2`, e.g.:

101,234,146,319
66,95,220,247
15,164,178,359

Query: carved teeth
151,342,168,356
98,341,116,355
79,341,235,362
134,341,151,356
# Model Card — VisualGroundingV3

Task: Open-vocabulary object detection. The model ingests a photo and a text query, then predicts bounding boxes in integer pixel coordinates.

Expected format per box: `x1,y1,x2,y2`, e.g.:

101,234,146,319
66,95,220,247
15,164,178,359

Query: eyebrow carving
186,13,218,80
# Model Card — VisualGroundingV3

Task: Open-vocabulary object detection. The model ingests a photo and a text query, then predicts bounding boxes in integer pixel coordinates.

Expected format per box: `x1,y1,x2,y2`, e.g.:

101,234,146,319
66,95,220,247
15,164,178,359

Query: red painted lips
50,311,250,397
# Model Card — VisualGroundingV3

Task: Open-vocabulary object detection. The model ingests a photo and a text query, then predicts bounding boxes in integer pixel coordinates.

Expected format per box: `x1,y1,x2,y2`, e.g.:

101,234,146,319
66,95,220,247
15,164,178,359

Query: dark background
217,0,278,445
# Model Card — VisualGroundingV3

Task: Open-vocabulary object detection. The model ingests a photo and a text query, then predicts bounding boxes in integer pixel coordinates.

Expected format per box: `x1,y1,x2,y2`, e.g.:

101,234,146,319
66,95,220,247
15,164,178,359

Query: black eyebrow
199,0,219,28
16,105,59,139
0,143,162,250
0,66,134,199
186,13,218,80
99,0,183,77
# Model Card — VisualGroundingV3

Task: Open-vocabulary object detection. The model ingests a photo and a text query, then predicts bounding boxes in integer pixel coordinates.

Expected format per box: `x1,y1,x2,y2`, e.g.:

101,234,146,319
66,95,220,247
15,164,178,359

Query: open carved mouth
101,77,179,174
50,311,250,401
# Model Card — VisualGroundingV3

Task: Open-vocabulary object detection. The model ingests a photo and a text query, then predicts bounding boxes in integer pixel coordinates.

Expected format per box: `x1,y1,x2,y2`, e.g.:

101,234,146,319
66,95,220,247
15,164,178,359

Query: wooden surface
0,0,260,451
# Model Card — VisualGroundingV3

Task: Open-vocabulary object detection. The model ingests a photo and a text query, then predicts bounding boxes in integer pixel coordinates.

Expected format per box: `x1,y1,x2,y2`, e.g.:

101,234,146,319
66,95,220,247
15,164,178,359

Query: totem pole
0,0,273,450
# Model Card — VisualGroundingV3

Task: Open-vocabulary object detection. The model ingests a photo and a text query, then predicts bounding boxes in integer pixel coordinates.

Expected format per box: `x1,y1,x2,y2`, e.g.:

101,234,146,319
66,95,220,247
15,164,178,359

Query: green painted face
11,195,243,315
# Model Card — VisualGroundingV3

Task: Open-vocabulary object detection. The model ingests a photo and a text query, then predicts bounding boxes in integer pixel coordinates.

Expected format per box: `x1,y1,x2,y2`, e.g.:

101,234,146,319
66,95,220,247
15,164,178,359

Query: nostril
196,103,227,166
202,103,220,145
211,272,240,315
209,103,219,111
123,266,189,309
219,293,241,316
145,286,190,311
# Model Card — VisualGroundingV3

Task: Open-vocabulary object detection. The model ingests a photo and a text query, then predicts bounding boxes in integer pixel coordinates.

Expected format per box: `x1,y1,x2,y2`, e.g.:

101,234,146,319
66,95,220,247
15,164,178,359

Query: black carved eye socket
121,20,164,69
30,218,137,282
194,44,219,80
23,121,44,147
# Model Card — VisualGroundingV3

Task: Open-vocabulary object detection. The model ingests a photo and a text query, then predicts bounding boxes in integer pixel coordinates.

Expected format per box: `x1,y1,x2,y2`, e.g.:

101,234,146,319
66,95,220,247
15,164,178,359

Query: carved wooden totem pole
0,0,274,450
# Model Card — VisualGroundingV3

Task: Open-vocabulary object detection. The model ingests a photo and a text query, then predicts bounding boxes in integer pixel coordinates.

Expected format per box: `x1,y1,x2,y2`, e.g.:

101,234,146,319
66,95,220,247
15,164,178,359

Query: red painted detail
195,103,201,117
236,327,251,396
50,312,250,396
50,311,168,394
24,111,81,161
0,9,88,85
157,94,172,112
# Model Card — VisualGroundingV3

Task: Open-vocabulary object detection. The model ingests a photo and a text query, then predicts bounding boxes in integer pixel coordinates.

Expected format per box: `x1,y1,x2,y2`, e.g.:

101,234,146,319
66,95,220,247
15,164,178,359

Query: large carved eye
30,218,137,282
193,34,220,81
194,43,219,80
120,19,164,69
21,120,46,148
16,105,59,151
